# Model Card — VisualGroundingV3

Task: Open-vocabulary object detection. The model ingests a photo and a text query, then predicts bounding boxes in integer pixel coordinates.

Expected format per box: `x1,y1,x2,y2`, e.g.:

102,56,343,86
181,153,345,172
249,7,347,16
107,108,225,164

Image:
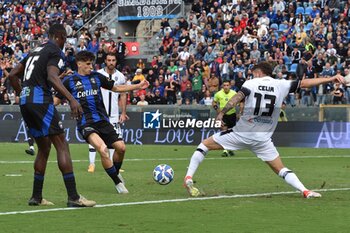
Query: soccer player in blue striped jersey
8,24,96,207
55,51,149,194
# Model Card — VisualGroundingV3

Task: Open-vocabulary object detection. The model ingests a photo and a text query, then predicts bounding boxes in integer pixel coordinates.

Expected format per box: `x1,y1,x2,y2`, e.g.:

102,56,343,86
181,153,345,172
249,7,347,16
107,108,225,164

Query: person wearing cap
153,88,167,104
132,68,145,82
137,90,148,106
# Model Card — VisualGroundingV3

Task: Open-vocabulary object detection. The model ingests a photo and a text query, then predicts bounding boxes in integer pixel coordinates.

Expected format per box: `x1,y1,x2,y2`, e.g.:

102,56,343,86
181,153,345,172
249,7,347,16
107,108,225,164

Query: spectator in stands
192,69,202,103
332,83,345,104
87,36,99,55
199,89,213,106
207,73,219,95
130,90,140,105
165,79,179,105
137,90,148,106
136,59,145,70
182,83,194,105
95,46,106,70
159,32,174,55
116,36,128,70
273,0,285,13
203,46,216,65
153,89,167,105
152,79,165,97
291,47,302,64
178,46,190,61
180,75,192,92
133,69,145,82
272,59,287,78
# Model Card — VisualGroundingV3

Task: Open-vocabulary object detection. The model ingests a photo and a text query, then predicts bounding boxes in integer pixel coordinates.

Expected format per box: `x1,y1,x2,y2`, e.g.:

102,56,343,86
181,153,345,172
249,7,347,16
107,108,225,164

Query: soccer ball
153,164,174,185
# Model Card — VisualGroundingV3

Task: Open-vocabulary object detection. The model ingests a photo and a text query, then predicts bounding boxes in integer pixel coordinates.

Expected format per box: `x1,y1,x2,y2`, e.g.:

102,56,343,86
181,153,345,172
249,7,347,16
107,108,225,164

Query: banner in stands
117,0,182,20
125,42,140,56
1,110,350,148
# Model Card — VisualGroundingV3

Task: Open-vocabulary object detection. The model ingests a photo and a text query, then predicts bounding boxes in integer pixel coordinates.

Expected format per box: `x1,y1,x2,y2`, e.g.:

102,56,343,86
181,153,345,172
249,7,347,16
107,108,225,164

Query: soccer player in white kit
184,61,345,198
88,53,129,183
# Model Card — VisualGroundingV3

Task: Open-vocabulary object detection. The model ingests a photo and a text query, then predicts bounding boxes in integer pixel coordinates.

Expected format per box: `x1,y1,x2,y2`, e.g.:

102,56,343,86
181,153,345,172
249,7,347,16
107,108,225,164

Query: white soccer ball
153,164,174,185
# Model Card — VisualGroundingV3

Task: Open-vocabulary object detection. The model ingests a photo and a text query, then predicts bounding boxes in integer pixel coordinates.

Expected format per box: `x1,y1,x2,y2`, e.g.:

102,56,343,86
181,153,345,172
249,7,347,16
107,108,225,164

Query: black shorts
222,113,237,129
79,121,122,148
20,103,64,138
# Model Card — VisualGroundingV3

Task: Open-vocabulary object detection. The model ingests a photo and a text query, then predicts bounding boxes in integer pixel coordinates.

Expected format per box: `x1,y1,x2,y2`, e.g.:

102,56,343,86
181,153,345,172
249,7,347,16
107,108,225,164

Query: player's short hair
222,80,231,84
75,51,95,62
48,24,66,37
252,61,273,77
105,52,117,59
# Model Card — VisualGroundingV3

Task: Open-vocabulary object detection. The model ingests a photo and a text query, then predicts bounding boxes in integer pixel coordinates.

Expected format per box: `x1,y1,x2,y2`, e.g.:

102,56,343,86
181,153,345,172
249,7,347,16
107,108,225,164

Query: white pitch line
0,187,349,216
1,155,350,164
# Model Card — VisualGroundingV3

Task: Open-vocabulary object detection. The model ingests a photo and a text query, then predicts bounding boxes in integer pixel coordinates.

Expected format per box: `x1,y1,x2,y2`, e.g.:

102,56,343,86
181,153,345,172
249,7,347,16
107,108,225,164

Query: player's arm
119,93,129,123
8,63,24,94
212,99,220,113
299,74,344,89
220,91,246,115
111,80,149,92
216,88,248,122
47,66,83,119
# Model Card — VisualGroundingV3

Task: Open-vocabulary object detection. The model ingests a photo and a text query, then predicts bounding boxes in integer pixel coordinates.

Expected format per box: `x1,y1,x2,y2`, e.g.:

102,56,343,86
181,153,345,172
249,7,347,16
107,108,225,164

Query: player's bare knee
116,144,126,155
97,144,109,159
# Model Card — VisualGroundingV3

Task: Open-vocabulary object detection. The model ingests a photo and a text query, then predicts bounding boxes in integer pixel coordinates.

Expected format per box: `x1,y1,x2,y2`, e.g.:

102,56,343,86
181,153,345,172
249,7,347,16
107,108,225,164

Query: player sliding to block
184,61,345,198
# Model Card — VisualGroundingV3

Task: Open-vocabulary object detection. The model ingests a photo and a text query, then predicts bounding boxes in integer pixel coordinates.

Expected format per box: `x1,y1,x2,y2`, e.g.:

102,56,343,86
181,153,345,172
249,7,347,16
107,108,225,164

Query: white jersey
97,68,127,123
233,76,299,141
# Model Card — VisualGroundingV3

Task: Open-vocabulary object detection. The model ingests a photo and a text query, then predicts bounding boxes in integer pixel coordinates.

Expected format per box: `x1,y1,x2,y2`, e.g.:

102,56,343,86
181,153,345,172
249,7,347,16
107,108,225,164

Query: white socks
185,143,208,178
89,145,115,165
278,167,307,192
109,149,114,161
88,144,96,165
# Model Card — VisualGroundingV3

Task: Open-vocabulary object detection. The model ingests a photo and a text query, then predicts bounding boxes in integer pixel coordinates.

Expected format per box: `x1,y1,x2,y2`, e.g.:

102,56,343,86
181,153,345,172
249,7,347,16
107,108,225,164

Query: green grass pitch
0,143,349,233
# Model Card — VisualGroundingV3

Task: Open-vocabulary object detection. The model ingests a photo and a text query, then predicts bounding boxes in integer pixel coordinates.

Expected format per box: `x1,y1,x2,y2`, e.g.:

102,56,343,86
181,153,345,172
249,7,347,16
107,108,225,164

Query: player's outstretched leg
184,143,207,197
267,156,321,199
89,133,128,194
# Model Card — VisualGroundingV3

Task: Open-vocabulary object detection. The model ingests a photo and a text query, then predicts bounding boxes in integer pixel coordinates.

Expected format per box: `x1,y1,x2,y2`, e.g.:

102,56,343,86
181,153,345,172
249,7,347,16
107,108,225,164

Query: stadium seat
283,56,292,65
304,7,312,15
289,63,298,73
278,23,288,32
296,7,305,15
270,23,279,31
305,22,313,32
347,30,350,41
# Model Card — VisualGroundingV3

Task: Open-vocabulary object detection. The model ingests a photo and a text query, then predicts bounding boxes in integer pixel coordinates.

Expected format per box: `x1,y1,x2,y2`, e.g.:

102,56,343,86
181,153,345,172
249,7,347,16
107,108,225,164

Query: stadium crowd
1,0,350,107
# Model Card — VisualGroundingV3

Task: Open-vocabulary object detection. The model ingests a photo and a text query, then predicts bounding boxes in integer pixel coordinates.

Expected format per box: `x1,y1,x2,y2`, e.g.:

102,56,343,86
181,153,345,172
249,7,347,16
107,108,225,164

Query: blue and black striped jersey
19,41,65,105
60,71,115,129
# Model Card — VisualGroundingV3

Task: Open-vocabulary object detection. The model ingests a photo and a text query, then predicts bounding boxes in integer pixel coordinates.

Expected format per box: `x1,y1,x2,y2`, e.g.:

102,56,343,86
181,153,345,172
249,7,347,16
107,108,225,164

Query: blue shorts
20,103,64,138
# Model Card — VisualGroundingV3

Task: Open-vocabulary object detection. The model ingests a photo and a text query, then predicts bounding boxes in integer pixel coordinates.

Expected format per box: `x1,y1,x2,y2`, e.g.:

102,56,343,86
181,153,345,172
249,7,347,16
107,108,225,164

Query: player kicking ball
55,51,149,194
184,61,345,198
87,53,129,183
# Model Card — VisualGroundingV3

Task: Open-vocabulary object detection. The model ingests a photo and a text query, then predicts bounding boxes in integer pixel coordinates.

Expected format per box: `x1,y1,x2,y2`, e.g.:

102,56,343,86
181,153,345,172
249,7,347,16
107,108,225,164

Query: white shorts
212,130,279,161
109,118,123,140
